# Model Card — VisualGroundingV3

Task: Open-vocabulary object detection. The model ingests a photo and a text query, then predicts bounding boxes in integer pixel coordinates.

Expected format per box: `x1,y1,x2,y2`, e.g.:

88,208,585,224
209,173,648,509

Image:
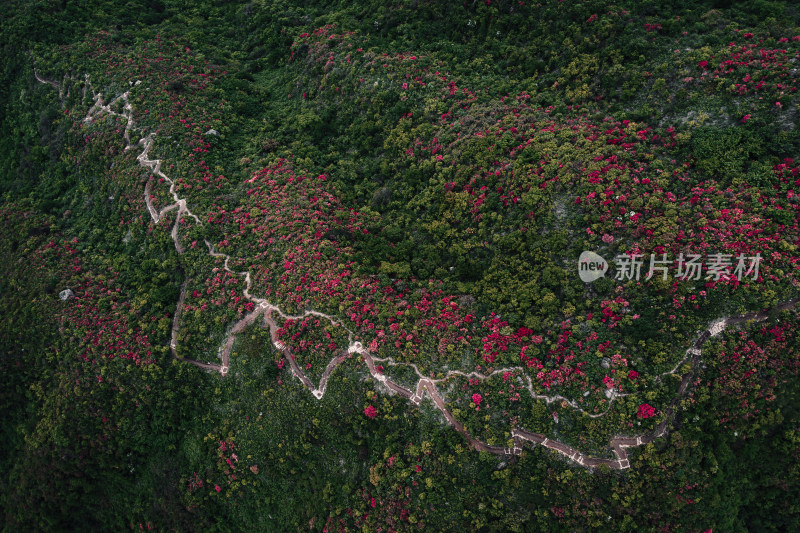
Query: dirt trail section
37,72,800,471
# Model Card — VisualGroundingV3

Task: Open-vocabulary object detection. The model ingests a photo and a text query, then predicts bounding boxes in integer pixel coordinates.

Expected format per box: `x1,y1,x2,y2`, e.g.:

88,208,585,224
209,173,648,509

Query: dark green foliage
691,126,763,184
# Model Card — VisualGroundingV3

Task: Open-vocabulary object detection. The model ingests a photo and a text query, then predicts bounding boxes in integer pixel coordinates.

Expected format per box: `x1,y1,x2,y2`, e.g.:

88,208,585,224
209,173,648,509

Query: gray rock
59,289,74,301
204,129,219,136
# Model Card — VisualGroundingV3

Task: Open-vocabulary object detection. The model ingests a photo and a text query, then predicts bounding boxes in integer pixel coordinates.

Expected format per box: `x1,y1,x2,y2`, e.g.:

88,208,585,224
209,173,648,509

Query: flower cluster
637,403,657,419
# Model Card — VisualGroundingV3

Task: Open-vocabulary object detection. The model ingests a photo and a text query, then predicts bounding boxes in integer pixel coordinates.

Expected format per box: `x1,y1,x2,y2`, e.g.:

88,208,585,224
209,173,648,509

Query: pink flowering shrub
637,403,657,419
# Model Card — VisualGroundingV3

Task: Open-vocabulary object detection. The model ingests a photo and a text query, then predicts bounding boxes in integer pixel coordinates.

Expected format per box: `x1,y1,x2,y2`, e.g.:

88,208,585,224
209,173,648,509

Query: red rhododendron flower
472,393,482,406
637,403,656,419
364,405,377,418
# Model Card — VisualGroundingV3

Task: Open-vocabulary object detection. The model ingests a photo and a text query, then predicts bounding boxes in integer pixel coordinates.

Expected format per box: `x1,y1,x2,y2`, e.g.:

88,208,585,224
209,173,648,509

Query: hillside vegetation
2,1,800,531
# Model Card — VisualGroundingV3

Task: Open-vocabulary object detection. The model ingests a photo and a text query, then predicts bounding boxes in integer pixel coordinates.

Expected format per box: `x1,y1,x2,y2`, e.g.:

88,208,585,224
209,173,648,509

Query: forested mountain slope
2,1,800,531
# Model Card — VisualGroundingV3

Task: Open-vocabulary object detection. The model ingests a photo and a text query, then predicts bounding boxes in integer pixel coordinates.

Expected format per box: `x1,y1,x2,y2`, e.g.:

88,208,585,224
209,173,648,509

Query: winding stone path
37,70,800,470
